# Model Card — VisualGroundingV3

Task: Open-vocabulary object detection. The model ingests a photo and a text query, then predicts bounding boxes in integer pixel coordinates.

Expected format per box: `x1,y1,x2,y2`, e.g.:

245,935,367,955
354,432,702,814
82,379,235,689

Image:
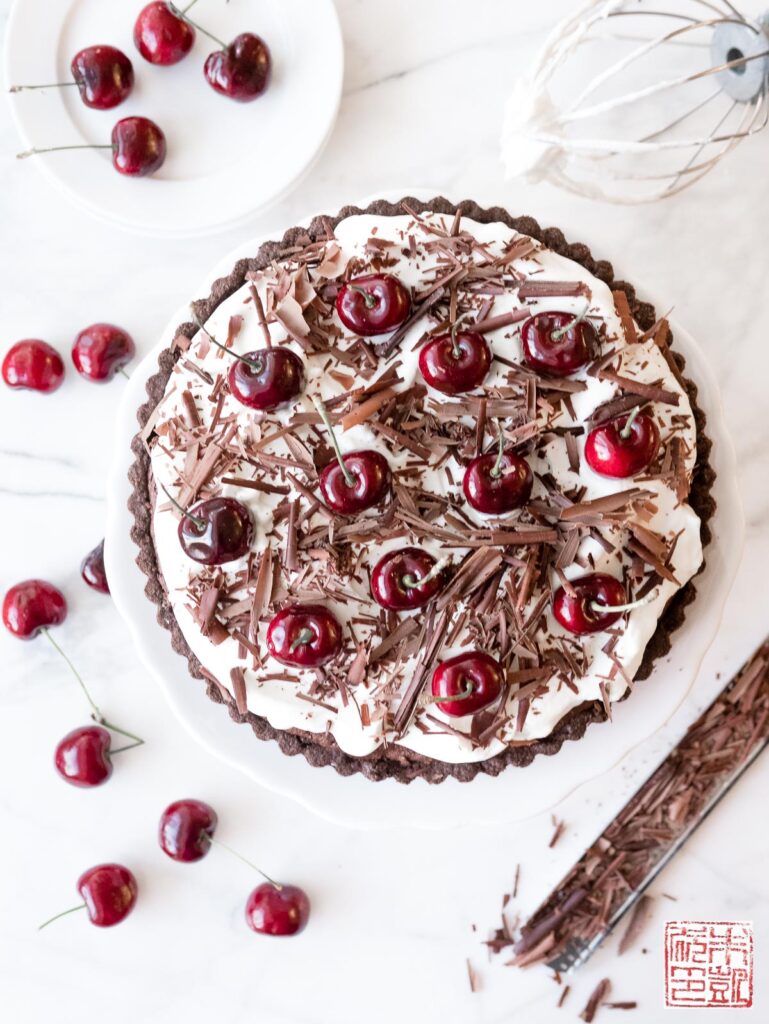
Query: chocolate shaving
613,290,637,345
229,667,248,715
580,978,611,1023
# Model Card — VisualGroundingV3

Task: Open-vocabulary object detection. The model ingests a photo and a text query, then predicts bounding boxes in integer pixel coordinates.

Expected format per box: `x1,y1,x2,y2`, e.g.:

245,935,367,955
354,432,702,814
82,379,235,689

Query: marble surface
1,2,767,1021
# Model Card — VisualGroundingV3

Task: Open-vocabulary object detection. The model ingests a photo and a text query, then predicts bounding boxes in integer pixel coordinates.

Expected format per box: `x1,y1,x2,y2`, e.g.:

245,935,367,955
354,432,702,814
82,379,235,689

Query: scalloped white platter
4,0,343,237
105,192,744,830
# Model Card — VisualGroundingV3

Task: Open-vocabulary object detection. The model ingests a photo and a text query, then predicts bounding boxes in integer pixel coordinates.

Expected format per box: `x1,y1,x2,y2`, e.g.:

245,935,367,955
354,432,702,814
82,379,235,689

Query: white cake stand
105,195,744,830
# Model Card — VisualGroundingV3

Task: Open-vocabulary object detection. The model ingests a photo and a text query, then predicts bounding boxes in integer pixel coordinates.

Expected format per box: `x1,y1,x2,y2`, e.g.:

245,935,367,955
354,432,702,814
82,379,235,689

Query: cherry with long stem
43,630,143,746
489,429,505,479
619,404,642,440
313,398,355,488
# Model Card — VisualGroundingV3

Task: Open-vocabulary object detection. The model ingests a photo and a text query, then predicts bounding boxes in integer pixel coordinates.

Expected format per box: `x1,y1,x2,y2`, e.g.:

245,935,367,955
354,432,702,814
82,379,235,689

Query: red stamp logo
665,921,753,1008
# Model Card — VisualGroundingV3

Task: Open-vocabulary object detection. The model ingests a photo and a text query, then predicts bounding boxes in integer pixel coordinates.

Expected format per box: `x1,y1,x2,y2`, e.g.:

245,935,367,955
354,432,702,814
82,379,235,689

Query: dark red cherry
370,547,448,611
463,450,533,515
111,117,166,177
2,580,66,639
71,46,134,109
77,864,138,927
552,573,628,636
267,604,342,668
228,349,305,411
159,799,218,863
134,2,195,66
54,726,113,788
245,882,310,937
521,311,595,377
81,540,110,594
336,274,411,336
319,450,391,515
72,323,135,382
418,331,491,395
585,411,660,478
178,497,254,565
204,33,272,102
2,340,64,393
431,652,503,717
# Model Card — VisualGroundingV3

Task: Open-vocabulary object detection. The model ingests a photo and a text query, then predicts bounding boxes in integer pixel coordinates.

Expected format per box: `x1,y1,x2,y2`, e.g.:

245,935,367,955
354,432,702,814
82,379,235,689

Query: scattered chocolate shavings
617,895,652,955
285,499,299,571
181,390,200,428
596,370,679,407
340,387,397,431
229,667,248,715
518,280,588,299
221,476,290,495
548,817,566,848
474,309,529,333
557,985,571,1008
466,959,479,993
613,290,637,345
316,242,346,279
603,1002,637,1010
580,978,611,1023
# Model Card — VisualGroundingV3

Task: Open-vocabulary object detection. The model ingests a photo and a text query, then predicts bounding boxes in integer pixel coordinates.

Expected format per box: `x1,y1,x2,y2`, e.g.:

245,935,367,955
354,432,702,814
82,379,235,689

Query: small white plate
4,0,343,237
105,194,744,830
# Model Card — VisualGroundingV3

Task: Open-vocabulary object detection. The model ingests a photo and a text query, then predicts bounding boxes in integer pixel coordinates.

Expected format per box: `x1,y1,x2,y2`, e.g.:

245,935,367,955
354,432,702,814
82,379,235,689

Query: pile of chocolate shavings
483,640,769,972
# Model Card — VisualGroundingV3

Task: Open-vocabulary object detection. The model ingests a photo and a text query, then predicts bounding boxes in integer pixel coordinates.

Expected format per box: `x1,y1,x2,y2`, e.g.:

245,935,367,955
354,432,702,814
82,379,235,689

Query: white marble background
1,2,768,1022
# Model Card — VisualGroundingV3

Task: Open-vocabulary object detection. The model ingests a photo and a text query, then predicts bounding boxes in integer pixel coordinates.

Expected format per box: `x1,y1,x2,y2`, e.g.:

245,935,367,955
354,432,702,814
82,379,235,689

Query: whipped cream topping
147,210,703,765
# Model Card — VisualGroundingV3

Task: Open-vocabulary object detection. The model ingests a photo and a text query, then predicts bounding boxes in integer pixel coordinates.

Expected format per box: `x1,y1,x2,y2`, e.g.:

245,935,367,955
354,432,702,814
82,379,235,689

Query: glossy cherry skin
320,451,391,515
245,883,310,937
204,34,272,102
267,604,343,668
418,331,492,395
72,323,135,382
552,573,627,636
77,864,138,927
111,117,166,177
463,450,533,515
2,340,64,393
521,312,595,377
2,580,66,640
81,540,110,594
336,274,411,336
134,2,195,66
228,349,305,411
178,497,254,565
159,799,218,863
370,547,447,611
431,652,503,717
585,412,660,478
70,46,134,109
55,726,113,788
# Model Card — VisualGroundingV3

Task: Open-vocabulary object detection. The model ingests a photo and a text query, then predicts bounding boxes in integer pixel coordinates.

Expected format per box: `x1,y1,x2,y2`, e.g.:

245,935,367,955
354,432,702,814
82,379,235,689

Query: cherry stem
289,628,315,653
98,718,145,747
10,82,78,93
168,3,226,48
551,304,590,342
619,405,642,440
490,429,505,479
17,144,113,160
402,557,450,590
160,482,206,530
42,629,101,721
313,398,356,488
181,0,200,11
191,312,263,372
349,285,377,310
450,312,470,359
201,834,282,890
38,903,86,931
590,594,655,615
118,367,130,381
421,680,474,707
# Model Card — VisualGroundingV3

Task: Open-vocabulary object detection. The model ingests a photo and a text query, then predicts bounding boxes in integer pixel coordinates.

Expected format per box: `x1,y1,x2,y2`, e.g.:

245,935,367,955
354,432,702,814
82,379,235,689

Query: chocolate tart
128,196,716,784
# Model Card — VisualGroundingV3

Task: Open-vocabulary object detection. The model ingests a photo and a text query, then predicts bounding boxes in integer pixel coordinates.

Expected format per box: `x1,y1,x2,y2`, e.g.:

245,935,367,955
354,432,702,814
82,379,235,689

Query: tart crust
128,196,716,784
